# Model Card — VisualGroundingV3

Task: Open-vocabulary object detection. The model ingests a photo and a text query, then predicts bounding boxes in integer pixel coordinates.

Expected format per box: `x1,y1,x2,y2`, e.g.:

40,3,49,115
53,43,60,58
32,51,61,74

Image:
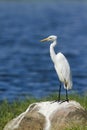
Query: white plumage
54,52,72,90
41,35,73,102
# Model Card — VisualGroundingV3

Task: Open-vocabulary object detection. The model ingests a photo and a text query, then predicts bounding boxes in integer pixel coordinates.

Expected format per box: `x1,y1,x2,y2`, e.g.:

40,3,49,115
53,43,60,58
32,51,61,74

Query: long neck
50,40,57,63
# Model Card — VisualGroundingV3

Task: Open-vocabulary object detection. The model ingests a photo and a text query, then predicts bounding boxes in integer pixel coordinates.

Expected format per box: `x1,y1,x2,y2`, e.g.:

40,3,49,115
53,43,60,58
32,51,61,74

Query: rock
4,101,87,130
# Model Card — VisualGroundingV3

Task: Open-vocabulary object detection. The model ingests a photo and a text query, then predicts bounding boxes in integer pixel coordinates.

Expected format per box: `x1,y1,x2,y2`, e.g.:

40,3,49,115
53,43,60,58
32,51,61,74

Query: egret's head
40,35,57,42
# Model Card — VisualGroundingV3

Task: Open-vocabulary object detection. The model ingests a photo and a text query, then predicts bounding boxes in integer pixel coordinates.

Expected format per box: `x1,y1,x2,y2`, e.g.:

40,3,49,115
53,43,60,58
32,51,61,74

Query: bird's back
54,52,72,90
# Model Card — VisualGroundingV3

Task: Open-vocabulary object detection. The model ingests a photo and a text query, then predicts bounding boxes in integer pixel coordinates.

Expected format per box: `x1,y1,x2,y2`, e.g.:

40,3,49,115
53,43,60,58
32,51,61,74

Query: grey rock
4,101,87,130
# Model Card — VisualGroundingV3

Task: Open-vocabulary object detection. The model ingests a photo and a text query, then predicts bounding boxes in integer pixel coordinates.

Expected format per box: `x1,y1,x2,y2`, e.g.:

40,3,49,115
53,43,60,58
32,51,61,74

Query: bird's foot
51,99,69,104
59,99,69,104
51,100,61,104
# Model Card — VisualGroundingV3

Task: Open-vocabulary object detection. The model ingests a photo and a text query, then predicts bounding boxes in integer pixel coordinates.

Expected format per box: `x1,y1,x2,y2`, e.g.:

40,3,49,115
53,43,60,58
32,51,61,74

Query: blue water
0,1,87,102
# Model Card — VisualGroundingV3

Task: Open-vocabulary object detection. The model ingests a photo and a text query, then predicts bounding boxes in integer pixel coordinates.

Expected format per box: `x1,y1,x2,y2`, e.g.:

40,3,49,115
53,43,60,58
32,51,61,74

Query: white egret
40,35,73,102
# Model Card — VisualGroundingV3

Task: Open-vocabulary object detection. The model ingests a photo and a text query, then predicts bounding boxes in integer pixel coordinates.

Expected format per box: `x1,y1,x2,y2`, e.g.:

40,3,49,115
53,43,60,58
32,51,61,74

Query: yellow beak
40,37,49,42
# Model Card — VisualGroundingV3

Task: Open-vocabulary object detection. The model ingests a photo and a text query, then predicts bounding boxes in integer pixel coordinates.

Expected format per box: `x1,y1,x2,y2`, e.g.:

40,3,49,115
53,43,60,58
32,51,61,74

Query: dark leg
66,89,69,102
58,89,69,104
58,82,61,102
51,82,61,103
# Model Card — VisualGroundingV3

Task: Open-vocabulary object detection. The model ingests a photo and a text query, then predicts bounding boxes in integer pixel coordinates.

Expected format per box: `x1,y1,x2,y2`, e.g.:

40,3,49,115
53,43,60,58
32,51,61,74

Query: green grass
0,94,87,130
0,97,38,130
64,125,87,130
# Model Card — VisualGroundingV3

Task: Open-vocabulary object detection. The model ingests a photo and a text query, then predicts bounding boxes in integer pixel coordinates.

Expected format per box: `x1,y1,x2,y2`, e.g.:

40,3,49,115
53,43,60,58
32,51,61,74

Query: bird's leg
66,89,69,102
58,82,61,102
51,82,61,103
59,88,69,104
